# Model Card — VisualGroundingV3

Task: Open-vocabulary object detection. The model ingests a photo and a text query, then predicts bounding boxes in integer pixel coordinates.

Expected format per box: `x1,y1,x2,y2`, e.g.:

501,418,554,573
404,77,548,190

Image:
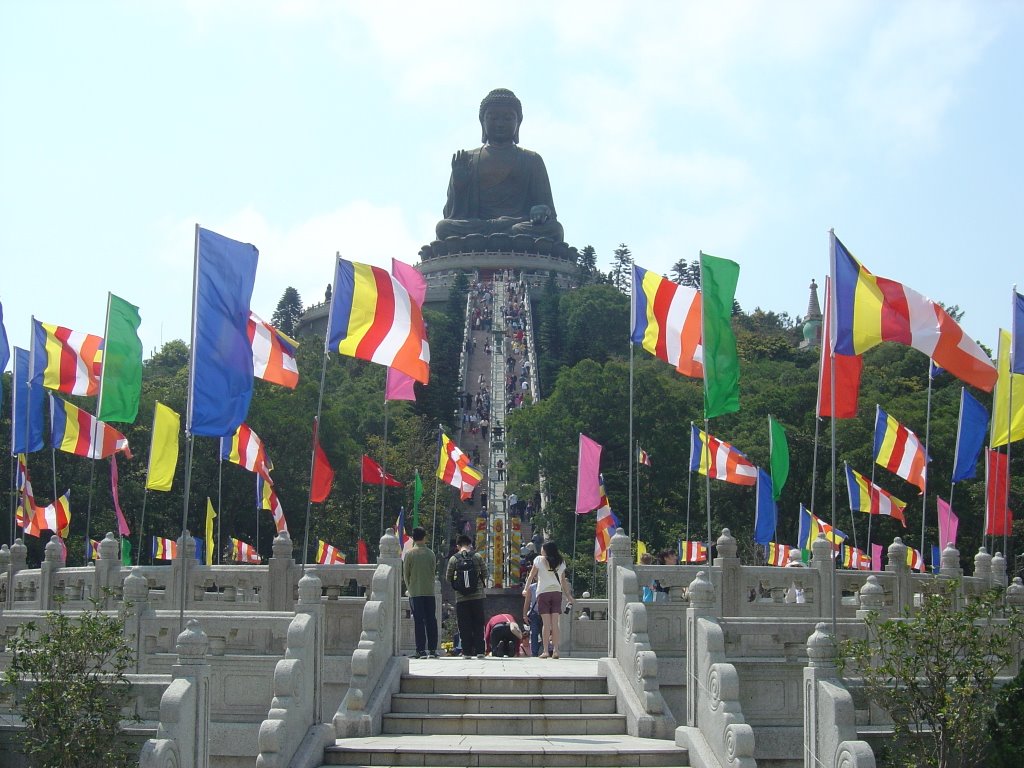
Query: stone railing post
856,575,885,620
1006,578,1024,610
140,620,211,768
377,528,402,657
803,623,876,768
94,532,121,607
991,552,1008,589
939,544,962,577
123,567,153,675
715,529,740,617
686,570,715,727
7,539,27,608
973,546,992,583
811,534,834,618
886,538,910,613
168,531,195,610
39,535,66,609
267,531,296,611
606,527,632,658
0,544,9,609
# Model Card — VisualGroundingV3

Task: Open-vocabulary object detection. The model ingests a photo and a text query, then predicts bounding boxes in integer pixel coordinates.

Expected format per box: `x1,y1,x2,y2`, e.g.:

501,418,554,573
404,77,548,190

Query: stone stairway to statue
321,658,690,767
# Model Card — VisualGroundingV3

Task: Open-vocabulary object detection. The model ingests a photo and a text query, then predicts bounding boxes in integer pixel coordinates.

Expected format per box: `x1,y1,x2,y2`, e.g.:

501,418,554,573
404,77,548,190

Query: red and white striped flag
231,537,262,563
317,540,346,564
248,312,299,388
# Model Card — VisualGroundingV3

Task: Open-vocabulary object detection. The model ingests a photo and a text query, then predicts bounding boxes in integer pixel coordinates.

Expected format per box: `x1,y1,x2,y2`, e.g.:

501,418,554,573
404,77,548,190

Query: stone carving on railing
139,619,211,768
803,622,876,768
333,528,403,737
257,573,334,768
678,570,756,768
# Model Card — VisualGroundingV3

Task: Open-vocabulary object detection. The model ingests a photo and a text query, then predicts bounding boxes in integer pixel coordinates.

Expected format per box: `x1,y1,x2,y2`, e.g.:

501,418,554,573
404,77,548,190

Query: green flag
700,252,740,418
97,294,143,423
412,469,423,527
120,537,132,567
768,415,789,501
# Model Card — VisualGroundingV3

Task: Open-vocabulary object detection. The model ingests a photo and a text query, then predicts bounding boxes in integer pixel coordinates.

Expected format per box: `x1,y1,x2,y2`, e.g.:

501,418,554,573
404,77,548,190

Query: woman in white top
522,541,574,658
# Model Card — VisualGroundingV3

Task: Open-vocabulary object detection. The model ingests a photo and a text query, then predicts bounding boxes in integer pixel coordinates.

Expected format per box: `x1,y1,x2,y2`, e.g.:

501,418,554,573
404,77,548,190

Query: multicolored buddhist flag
797,505,846,551
688,425,757,486
316,540,346,564
630,264,703,377
258,476,288,534
873,407,927,492
906,546,925,572
841,545,871,571
817,276,862,419
89,539,102,561
845,464,907,525
829,232,996,391
221,423,274,484
637,445,652,467
593,475,619,563
679,540,708,563
230,537,262,563
436,432,482,501
152,536,177,561
34,491,71,538
384,257,429,401
97,294,143,423
31,318,103,396
49,394,131,459
248,311,299,388
327,258,430,384
765,542,799,566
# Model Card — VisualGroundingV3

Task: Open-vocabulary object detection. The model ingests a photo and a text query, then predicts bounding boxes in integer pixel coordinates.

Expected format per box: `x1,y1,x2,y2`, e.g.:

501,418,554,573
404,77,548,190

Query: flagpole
635,441,642,544
828,229,839,635
920,361,934,558
430,469,440,559
380,396,389,540
685,430,693,543
301,348,331,573
83,291,114,562
628,334,635,541
137,401,161,565
698,252,713,565
1005,286,1016,558
216,452,223,564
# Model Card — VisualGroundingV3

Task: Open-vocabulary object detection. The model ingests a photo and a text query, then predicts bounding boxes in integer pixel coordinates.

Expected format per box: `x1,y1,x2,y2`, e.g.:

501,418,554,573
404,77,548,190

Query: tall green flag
120,537,132,567
97,294,143,423
700,252,740,418
768,415,789,501
411,469,423,527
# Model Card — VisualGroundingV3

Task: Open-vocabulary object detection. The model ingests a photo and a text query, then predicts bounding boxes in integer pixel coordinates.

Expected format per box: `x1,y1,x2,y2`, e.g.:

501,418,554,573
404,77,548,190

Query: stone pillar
886,538,910,613
973,546,992,582
716,529,740,617
170,531,196,610
40,535,65,609
686,570,715,727
856,575,885,621
991,552,1008,589
8,539,27,607
267,531,296,611
606,527,631,659
0,544,9,609
811,534,834,618
94,531,121,608
378,528,402,657
1007,578,1024,610
172,620,212,768
296,572,324,722
123,567,153,674
939,544,962,577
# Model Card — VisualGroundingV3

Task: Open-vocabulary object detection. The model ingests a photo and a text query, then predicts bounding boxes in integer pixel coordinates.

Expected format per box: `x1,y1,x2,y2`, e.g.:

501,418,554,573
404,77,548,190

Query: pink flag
385,367,417,401
575,434,603,514
110,455,131,536
871,543,884,572
936,496,959,549
385,258,429,402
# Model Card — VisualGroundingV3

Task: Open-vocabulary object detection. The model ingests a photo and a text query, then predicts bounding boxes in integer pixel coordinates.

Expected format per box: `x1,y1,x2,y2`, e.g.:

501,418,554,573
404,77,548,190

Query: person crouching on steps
522,541,574,658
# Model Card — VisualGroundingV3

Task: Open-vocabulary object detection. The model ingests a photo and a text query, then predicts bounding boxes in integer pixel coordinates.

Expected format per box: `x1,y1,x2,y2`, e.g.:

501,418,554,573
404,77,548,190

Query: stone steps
382,711,628,736
390,692,618,715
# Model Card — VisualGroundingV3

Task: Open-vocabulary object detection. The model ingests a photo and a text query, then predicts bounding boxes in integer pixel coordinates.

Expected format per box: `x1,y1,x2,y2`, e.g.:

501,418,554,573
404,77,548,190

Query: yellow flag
205,498,216,566
146,402,180,491
991,329,1024,448
636,540,648,564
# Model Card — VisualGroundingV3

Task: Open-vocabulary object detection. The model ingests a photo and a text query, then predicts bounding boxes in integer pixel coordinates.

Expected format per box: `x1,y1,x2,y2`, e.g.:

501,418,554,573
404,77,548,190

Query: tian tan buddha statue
435,88,565,242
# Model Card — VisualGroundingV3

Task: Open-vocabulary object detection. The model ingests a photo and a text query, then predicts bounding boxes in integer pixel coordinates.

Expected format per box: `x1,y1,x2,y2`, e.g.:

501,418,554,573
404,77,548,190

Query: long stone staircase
322,658,689,767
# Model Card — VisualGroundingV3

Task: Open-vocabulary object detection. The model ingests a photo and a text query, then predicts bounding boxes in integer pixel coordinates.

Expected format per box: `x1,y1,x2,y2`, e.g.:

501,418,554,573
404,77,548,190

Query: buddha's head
480,88,522,145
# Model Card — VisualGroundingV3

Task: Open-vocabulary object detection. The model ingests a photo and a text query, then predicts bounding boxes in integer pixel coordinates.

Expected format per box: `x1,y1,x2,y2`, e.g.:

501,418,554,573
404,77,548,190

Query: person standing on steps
402,527,438,658
446,534,488,658
522,541,574,659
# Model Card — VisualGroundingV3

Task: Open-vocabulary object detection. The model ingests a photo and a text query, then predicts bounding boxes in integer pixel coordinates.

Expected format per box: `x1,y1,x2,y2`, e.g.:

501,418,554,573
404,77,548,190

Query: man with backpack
445,534,487,658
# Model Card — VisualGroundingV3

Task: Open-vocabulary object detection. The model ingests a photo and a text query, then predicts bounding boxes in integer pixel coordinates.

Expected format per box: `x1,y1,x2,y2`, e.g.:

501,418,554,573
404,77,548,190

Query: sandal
539,652,549,659
552,651,560,659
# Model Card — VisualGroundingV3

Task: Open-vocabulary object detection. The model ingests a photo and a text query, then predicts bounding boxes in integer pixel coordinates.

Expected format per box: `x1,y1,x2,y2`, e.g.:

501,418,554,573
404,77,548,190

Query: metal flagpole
137,401,161,565
635,441,642,544
380,397,389,539
921,362,934,558
948,387,965,550
84,291,114,562
829,230,839,636
685,427,693,543
178,223,201,633
628,334,635,541
216,446,223,564
300,332,332,573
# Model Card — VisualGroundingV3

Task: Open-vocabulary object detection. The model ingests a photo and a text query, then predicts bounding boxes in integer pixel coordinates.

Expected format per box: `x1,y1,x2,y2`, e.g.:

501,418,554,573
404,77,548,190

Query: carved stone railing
332,529,403,737
139,620,212,768
677,570,756,768
602,528,676,739
803,623,876,768
257,573,333,768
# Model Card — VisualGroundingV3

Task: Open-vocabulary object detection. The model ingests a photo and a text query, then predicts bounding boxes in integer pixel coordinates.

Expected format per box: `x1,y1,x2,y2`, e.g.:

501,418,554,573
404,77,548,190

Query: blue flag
0,302,8,409
1013,290,1024,375
188,227,258,437
754,468,777,545
11,347,45,454
952,387,988,482
931,545,942,574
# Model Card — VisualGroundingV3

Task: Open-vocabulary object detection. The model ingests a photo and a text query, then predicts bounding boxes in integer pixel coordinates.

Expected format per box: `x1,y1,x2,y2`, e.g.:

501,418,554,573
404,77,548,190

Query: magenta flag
936,496,959,548
575,433,603,514
384,258,429,402
871,543,884,572
110,456,131,536
385,367,417,401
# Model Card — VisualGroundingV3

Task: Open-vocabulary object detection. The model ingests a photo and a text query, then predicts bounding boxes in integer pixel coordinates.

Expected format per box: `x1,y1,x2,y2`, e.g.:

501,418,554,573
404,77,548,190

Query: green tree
270,286,304,335
609,243,633,294
671,258,701,287
2,597,139,768
577,245,598,284
840,583,1024,768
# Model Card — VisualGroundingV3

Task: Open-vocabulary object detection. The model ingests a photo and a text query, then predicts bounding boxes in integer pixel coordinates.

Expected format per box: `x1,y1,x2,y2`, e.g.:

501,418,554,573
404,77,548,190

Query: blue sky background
2,1,1021,362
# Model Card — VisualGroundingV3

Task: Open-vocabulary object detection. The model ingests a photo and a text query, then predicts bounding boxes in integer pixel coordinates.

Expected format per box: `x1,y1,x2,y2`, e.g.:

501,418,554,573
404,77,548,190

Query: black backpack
451,552,479,595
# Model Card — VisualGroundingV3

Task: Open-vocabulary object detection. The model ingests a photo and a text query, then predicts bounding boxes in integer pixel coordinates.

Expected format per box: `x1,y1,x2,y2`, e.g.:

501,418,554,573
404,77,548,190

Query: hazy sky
2,1,1021,363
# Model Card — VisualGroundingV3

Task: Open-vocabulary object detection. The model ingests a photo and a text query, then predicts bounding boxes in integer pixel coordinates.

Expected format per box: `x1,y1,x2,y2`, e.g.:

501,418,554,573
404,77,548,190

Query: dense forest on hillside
2,264,1020,592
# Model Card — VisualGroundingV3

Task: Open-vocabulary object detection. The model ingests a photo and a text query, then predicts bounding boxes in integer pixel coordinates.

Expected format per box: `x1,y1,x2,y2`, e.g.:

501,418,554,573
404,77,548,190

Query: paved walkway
407,656,600,675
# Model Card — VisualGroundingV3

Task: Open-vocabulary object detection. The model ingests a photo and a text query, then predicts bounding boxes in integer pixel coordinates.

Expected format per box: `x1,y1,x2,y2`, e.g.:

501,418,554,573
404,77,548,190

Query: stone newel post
40,535,65,609
268,531,295,611
716,529,740,617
